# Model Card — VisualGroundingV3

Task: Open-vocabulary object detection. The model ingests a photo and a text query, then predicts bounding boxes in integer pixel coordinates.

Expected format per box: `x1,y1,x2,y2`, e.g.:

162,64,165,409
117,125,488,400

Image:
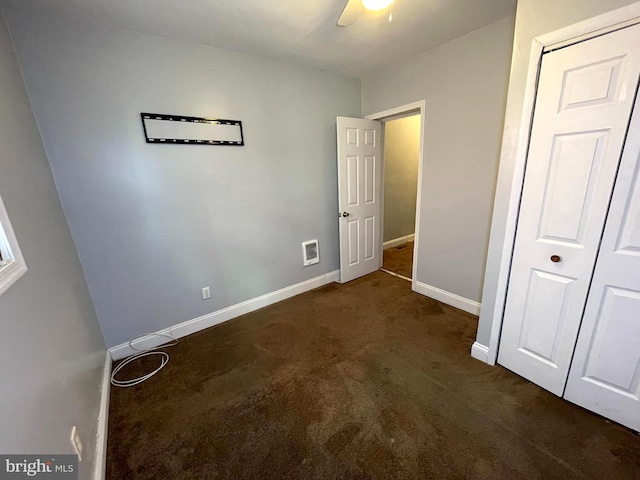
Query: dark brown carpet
382,242,413,279
107,272,640,480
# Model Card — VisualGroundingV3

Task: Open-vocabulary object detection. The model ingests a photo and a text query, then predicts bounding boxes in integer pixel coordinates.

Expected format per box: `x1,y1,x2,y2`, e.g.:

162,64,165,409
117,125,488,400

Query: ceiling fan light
362,0,394,12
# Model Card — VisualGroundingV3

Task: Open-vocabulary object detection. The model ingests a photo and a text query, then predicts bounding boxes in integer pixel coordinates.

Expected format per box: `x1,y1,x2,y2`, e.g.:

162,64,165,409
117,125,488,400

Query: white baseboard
93,351,111,480
413,281,481,316
471,342,490,364
383,234,415,250
109,270,340,360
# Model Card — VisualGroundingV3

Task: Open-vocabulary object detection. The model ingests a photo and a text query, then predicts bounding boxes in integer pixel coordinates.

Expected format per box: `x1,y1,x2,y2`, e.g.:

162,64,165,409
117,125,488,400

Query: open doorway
380,114,420,281
365,100,425,289
336,100,425,289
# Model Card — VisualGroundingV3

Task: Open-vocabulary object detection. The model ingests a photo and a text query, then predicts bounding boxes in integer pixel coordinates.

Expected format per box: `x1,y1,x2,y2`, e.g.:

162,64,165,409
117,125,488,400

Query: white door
337,117,382,283
564,96,640,432
498,25,640,395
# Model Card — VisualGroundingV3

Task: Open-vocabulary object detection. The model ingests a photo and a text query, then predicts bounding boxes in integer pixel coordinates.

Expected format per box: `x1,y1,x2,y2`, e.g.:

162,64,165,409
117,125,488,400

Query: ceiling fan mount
337,0,395,27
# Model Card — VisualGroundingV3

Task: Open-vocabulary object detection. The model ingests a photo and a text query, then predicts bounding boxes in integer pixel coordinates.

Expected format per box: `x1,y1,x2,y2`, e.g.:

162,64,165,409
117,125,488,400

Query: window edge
0,195,27,296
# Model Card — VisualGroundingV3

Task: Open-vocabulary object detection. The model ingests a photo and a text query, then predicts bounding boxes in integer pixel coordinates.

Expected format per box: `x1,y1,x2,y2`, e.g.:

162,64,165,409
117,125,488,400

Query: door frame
365,100,426,294
480,4,640,366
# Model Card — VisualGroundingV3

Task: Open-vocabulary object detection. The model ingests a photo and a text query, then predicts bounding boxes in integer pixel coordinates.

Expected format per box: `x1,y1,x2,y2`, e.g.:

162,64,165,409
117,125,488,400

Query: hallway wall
383,116,420,242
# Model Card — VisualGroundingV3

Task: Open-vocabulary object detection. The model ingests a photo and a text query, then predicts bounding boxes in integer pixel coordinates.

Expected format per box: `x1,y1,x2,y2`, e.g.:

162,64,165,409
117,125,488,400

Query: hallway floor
382,241,414,279
107,272,640,479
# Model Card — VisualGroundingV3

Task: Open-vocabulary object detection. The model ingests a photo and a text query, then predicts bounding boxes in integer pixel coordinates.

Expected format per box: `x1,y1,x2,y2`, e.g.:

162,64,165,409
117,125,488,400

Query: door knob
341,212,351,217
550,255,561,263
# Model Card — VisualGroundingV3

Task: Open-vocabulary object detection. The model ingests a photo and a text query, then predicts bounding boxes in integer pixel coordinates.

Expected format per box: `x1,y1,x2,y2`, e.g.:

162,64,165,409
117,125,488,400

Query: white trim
109,270,340,360
482,2,640,366
0,261,27,296
414,281,481,316
471,342,490,363
383,234,415,250
379,268,411,282
539,7,640,49
0,194,27,296
365,100,426,297
93,351,111,480
543,17,640,52
365,101,423,121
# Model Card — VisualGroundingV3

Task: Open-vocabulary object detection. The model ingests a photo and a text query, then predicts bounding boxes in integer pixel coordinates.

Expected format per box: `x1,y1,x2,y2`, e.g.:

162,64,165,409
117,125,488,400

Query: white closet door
564,95,640,432
498,24,640,395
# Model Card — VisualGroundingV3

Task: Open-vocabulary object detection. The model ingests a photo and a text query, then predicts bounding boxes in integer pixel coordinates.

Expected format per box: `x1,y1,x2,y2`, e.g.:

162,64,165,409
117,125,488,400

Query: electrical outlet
202,286,211,300
70,426,82,462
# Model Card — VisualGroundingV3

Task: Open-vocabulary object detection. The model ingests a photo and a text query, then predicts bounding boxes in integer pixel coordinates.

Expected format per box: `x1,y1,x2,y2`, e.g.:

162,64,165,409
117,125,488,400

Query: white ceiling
1,0,517,77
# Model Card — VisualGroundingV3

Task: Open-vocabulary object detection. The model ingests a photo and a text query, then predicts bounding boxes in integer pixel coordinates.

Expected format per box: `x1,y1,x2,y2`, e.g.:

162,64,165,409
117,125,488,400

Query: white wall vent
302,240,320,266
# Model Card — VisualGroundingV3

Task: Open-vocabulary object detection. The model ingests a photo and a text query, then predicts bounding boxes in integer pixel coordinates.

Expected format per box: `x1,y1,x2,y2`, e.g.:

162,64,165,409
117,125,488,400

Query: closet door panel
498,24,640,395
565,97,640,432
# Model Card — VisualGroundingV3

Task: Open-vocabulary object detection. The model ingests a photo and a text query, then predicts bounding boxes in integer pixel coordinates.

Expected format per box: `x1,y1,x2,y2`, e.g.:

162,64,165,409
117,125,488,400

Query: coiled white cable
110,333,178,388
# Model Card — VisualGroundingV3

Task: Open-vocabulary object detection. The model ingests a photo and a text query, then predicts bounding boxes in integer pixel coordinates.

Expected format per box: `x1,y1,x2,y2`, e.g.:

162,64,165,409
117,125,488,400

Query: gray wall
476,0,640,349
383,115,420,242
363,16,515,302
0,10,105,479
3,6,361,348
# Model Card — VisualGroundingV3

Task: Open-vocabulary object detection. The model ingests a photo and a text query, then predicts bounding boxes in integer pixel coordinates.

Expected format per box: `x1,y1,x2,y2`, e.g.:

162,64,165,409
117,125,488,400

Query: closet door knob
550,255,561,263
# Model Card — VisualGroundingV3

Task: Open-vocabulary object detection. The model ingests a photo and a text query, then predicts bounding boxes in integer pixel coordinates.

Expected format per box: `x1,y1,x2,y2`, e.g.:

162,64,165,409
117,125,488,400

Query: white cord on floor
110,332,178,388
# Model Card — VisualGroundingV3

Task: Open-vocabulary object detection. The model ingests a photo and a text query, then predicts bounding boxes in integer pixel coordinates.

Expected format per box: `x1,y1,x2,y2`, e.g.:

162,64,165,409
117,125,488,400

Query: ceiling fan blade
337,0,362,27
